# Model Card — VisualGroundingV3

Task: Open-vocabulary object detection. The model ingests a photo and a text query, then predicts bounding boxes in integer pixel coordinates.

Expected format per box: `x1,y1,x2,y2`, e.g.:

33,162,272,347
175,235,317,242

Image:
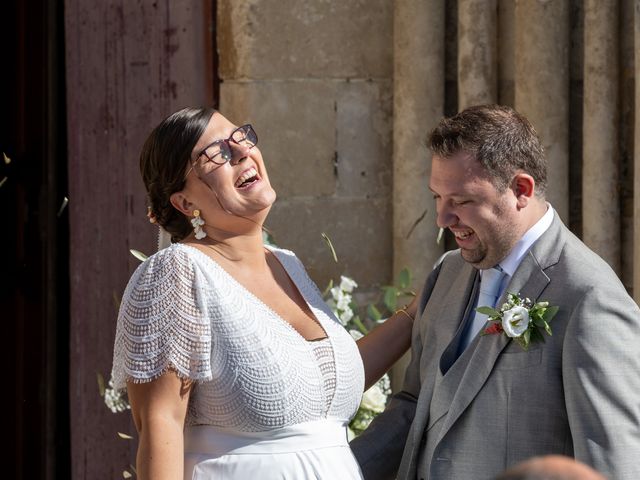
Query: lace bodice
111,244,364,431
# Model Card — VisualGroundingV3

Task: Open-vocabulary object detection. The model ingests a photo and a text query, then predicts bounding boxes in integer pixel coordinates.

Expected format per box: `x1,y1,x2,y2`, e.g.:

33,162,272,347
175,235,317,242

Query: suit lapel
439,270,480,375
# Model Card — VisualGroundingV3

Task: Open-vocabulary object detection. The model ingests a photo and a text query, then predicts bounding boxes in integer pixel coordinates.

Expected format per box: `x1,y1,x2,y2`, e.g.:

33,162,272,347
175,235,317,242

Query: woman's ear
170,190,195,217
511,173,536,209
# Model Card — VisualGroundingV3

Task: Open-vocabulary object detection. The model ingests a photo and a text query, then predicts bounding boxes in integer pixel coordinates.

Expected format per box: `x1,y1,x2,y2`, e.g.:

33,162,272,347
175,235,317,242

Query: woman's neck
190,225,269,269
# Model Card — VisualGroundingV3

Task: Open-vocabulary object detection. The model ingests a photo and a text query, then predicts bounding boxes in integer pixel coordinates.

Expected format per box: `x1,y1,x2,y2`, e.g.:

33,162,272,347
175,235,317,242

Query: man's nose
436,204,456,229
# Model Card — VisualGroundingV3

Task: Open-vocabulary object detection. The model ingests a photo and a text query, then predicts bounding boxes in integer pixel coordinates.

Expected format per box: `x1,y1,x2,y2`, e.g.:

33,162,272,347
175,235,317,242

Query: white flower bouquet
324,266,414,437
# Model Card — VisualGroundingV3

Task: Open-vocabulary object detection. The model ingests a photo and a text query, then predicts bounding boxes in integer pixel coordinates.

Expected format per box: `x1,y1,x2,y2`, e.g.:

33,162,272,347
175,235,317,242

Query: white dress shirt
491,203,555,299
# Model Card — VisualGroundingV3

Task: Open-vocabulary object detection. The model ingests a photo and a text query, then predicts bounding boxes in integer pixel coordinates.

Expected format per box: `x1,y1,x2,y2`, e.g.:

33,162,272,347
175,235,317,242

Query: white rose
336,295,351,312
501,305,530,338
360,384,387,413
330,286,343,301
340,276,358,293
339,306,354,325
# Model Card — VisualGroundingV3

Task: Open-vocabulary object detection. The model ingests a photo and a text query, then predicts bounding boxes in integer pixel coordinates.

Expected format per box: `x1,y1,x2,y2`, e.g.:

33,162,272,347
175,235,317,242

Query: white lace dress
111,243,365,479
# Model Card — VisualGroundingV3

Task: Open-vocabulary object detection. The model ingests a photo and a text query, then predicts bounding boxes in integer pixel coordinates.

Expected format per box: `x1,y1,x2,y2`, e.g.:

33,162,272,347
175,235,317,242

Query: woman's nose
229,142,251,165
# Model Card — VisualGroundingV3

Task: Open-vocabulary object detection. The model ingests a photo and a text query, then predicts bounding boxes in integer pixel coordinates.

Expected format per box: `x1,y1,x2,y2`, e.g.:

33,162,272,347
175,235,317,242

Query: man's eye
454,200,471,206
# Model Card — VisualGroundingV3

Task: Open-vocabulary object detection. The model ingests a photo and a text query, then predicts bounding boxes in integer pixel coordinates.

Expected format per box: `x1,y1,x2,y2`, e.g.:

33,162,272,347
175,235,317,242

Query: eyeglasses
196,124,258,166
185,124,258,180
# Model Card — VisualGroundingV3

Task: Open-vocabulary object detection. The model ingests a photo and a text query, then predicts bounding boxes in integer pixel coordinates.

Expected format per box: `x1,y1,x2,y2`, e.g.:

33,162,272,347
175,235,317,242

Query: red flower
484,322,503,335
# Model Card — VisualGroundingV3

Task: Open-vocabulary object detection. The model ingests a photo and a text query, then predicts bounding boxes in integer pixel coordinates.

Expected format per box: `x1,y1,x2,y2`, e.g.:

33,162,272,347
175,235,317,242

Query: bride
110,107,416,479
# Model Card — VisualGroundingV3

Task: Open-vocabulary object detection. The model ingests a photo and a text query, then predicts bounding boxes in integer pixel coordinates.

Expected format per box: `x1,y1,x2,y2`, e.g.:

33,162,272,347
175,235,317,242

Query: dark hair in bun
140,107,215,242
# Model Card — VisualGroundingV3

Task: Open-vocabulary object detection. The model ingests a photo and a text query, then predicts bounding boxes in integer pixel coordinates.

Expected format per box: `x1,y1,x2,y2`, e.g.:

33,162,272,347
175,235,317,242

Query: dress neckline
177,243,330,343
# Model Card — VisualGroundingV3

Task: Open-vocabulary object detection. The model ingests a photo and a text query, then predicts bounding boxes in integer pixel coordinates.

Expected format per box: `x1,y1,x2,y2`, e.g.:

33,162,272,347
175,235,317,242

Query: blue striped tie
460,267,505,352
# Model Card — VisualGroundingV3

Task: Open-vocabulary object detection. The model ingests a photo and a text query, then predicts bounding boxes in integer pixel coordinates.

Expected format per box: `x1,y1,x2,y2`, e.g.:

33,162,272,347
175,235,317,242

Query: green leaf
516,337,529,351
530,327,544,343
383,287,398,312
367,304,382,322
130,249,148,262
321,232,339,263
532,315,546,327
544,321,553,336
97,373,106,397
117,432,134,440
523,329,531,345
398,268,411,290
436,227,444,245
476,306,500,317
543,305,559,322
400,289,417,298
322,279,334,297
353,315,369,335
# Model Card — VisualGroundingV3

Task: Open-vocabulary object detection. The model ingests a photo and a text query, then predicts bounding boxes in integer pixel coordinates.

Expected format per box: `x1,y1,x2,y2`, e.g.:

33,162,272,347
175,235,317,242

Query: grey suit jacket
351,215,640,480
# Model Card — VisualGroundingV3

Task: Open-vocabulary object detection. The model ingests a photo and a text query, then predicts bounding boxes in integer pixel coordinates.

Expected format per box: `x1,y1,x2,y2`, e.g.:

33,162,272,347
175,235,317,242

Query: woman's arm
356,295,418,390
127,371,193,480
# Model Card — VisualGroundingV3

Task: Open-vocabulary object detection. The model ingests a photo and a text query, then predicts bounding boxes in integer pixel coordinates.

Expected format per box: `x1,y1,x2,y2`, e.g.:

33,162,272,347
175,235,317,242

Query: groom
351,105,640,479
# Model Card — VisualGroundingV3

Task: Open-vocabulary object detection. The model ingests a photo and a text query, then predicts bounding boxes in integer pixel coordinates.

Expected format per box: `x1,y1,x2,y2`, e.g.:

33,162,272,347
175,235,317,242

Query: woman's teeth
235,168,258,188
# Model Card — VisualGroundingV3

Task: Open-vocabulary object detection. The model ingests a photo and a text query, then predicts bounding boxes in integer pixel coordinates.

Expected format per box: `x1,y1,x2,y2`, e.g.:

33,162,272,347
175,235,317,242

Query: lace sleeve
110,246,212,391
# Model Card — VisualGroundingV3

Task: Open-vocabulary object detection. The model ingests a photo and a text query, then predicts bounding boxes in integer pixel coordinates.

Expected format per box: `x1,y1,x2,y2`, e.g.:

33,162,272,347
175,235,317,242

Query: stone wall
218,0,395,296
218,0,640,305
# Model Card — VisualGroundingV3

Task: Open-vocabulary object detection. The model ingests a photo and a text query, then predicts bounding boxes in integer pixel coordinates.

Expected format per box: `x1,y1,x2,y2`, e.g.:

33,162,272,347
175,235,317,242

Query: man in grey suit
351,105,640,479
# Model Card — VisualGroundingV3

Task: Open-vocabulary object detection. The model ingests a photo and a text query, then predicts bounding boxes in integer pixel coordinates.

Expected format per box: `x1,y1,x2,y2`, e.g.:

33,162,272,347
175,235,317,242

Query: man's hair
427,104,547,196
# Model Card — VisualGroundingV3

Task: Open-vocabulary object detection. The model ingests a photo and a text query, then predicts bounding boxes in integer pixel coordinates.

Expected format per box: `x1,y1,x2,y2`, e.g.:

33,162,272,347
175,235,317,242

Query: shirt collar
494,203,555,278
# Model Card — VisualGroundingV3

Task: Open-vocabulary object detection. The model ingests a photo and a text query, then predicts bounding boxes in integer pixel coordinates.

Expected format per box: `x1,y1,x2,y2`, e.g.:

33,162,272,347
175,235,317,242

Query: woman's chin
252,185,277,209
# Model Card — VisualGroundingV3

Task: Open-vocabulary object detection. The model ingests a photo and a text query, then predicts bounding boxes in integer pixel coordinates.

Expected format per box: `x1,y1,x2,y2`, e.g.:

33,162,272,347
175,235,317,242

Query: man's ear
170,190,195,217
512,173,536,208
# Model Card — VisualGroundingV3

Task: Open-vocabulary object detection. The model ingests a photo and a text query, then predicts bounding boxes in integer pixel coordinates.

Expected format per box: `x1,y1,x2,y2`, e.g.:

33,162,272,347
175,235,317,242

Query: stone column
583,0,620,273
634,0,640,302
514,0,570,220
497,0,515,106
392,0,445,390
393,0,445,287
458,0,497,108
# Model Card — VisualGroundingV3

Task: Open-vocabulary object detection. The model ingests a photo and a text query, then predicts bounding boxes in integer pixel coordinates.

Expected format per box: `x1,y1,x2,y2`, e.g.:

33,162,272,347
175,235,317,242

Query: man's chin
461,248,482,264
461,249,494,270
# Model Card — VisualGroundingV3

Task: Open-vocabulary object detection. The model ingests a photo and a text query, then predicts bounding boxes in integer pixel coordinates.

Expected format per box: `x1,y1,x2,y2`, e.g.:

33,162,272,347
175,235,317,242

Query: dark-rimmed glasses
198,124,257,164
186,124,258,179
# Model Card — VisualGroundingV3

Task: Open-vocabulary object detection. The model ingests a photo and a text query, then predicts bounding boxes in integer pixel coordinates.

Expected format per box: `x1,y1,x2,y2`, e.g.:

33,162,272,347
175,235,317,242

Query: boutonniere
478,293,558,350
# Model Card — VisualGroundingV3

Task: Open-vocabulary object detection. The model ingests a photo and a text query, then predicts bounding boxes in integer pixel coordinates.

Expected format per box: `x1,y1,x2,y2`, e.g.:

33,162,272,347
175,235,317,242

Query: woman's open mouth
234,167,261,189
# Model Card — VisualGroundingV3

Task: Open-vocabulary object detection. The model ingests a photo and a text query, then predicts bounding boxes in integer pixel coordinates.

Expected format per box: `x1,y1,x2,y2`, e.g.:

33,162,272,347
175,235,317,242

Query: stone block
266,197,392,291
336,80,393,197
218,0,393,79
220,80,337,197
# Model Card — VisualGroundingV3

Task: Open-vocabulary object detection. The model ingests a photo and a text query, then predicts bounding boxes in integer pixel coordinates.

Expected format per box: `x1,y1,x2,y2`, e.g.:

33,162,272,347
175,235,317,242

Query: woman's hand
127,371,193,480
